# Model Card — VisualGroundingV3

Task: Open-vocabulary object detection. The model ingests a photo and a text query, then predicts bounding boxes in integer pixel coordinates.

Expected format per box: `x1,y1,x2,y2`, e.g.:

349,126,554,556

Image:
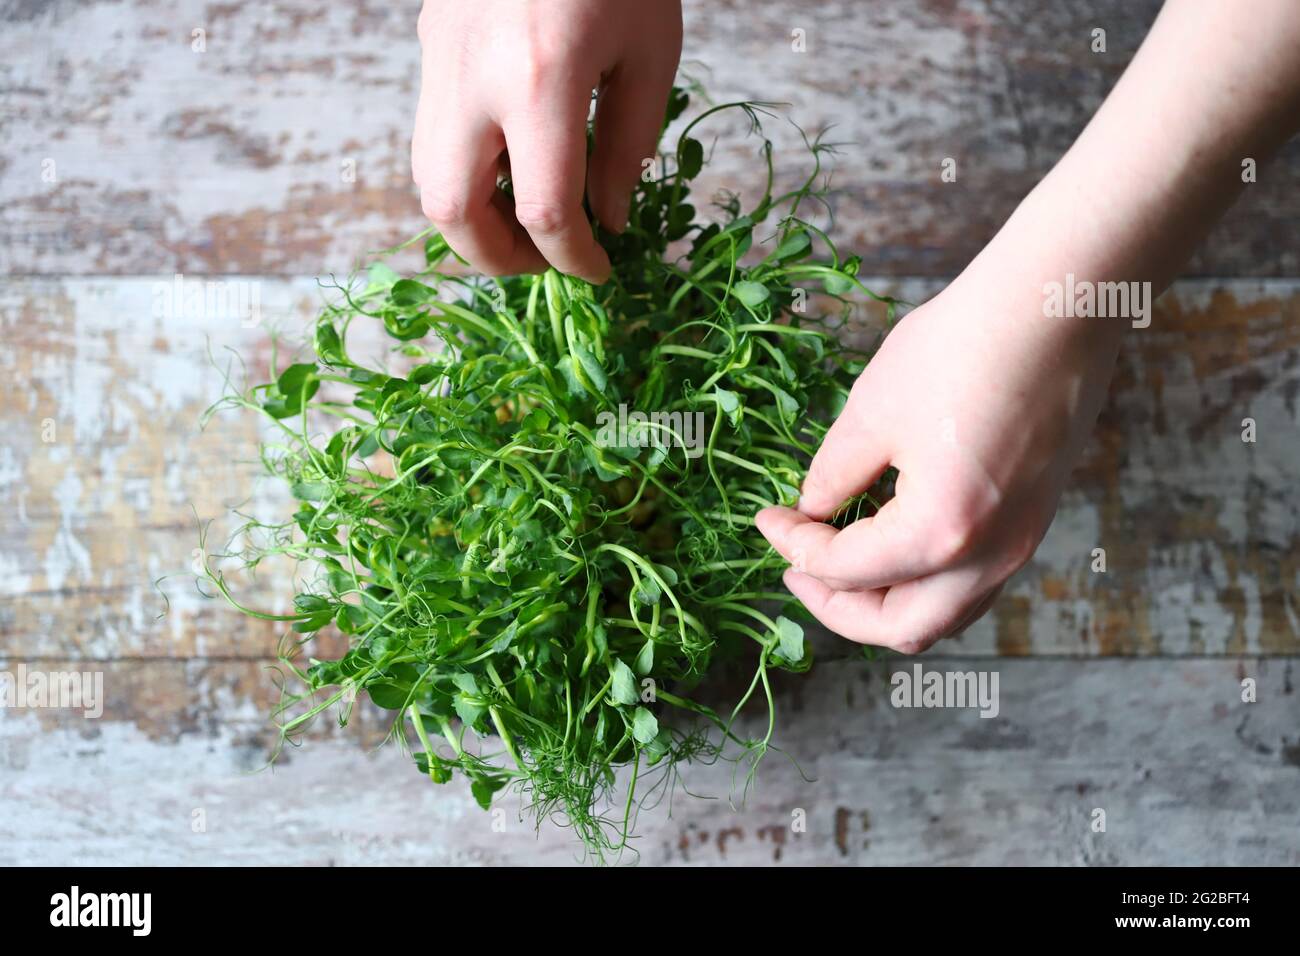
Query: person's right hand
411,0,683,284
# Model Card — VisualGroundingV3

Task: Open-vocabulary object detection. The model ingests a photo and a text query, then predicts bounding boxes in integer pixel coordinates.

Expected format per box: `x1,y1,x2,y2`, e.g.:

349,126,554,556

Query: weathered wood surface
2,658,1296,865
3,0,1298,867
3,277,1297,660
1,0,1297,278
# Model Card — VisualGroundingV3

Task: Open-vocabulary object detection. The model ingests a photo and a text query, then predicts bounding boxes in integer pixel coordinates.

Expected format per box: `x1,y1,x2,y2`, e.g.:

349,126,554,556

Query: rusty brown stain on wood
1038,575,1069,601
834,806,849,856
173,186,424,276
992,596,1033,656
833,806,869,857
714,825,744,858
755,823,790,861
1092,603,1139,657
1156,288,1300,385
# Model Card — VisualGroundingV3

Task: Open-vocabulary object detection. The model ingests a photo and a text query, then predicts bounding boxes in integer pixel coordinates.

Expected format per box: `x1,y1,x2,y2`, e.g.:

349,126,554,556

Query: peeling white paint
43,466,92,592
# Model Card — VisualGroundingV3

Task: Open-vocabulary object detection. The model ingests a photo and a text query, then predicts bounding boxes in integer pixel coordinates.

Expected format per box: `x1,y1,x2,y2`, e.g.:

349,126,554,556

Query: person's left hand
754,271,1121,653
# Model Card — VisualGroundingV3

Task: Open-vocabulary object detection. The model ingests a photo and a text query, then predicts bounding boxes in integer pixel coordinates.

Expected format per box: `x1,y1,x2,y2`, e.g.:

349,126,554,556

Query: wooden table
2,0,1297,864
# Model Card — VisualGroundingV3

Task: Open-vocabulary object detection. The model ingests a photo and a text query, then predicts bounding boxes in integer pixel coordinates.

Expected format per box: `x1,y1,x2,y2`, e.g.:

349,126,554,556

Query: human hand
754,273,1122,653
753,0,1300,654
411,0,683,284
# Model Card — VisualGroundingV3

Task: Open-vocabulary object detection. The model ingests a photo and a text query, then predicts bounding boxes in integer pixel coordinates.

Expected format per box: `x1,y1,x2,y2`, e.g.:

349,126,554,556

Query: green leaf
632,707,659,745
522,408,551,431
644,728,673,764
678,137,704,179
470,774,507,810
368,681,413,710
583,444,628,481
314,322,349,366
633,576,661,605
390,278,435,307
451,672,479,696
366,663,420,709
667,203,695,241
823,257,861,296
733,280,770,308
289,593,334,633
490,619,520,651
663,88,689,128
823,272,853,295
570,340,607,395
634,639,655,676
413,751,453,784
775,615,805,662
409,363,441,386
263,362,320,419
774,480,800,505
772,230,810,260
556,356,586,398
714,386,743,427
290,481,329,502
424,233,451,266
335,603,370,635
381,309,430,341
366,262,401,295
278,362,316,393
610,659,638,707
454,696,484,728
771,385,799,425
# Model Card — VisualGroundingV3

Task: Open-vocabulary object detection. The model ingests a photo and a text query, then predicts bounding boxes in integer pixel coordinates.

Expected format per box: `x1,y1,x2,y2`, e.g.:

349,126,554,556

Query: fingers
587,58,678,234
414,116,548,277
502,91,612,284
796,411,891,520
757,488,962,591
782,570,886,642
782,567,995,652
950,582,1004,635
411,1,678,281
875,571,1000,651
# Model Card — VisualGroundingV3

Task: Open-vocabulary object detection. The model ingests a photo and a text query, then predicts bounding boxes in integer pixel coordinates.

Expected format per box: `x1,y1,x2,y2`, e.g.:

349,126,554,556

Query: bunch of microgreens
200,87,897,861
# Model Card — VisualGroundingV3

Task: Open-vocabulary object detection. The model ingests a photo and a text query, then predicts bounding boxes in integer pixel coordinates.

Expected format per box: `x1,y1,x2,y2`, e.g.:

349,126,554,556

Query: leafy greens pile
203,89,895,861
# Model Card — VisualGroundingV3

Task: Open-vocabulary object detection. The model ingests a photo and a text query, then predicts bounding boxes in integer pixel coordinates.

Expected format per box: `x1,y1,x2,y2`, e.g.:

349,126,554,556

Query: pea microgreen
199,88,898,862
